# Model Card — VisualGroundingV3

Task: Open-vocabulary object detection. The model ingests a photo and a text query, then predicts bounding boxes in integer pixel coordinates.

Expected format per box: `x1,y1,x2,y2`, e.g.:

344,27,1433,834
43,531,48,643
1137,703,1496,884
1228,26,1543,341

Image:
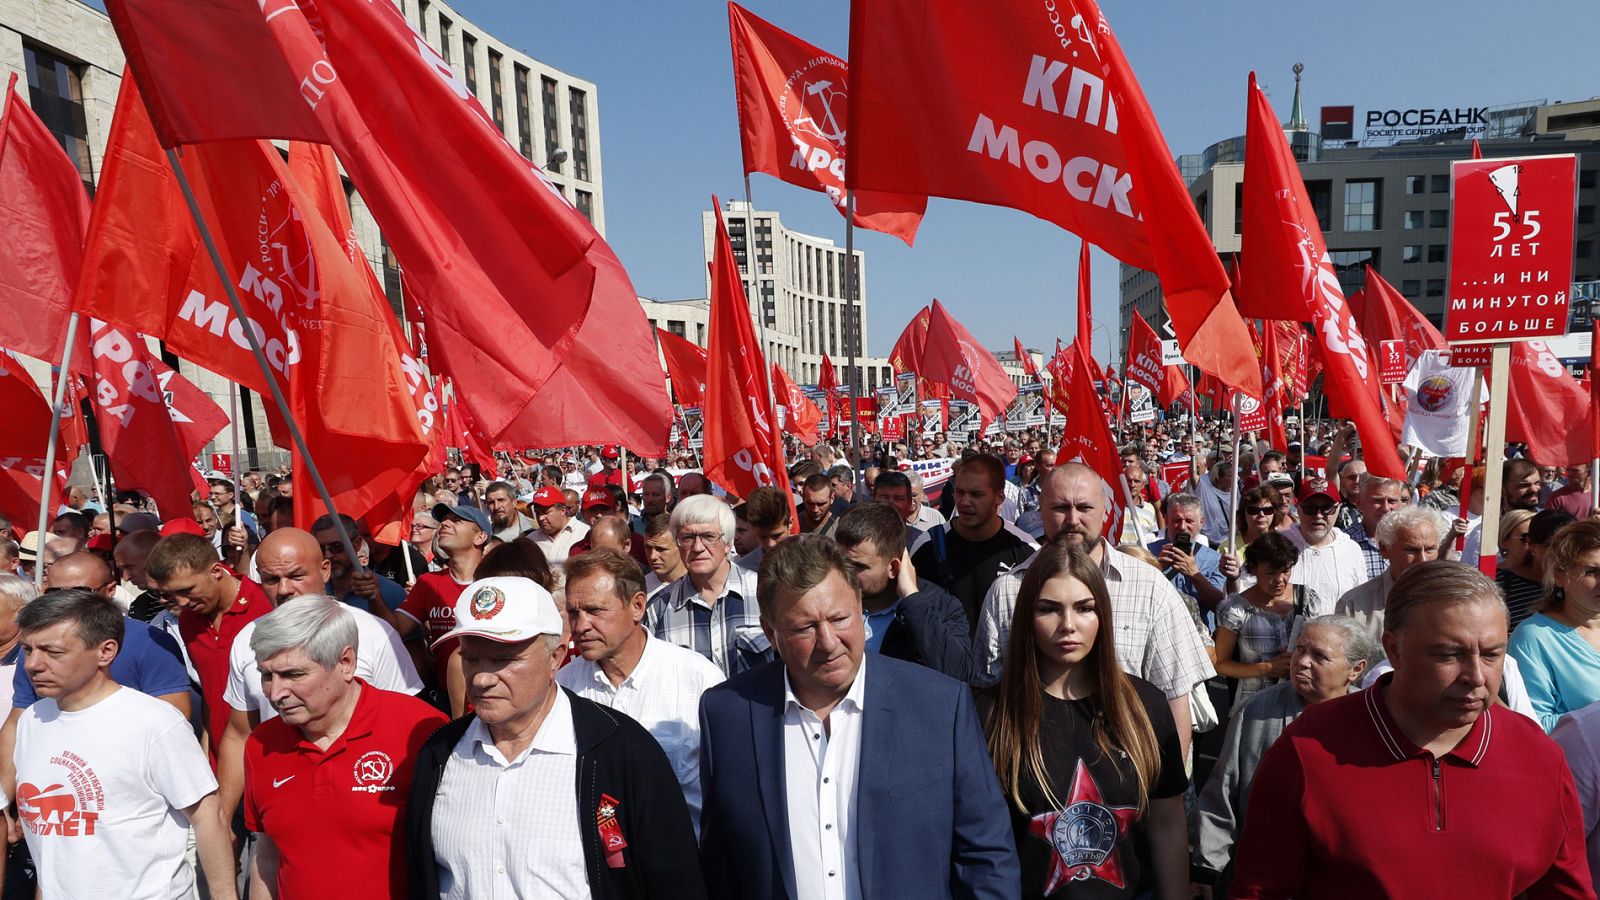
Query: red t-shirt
398,571,471,687
179,577,271,761
244,681,448,900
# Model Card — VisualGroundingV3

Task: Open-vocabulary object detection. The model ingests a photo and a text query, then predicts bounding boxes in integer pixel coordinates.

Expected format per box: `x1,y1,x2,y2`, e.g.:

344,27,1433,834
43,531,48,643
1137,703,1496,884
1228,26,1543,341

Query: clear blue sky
461,0,1599,363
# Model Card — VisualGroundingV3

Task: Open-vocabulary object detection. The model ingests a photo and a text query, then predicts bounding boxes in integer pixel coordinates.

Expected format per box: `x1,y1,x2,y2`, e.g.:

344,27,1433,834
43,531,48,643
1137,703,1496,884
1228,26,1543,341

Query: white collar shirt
783,656,867,900
527,519,590,573
555,632,725,828
431,688,589,900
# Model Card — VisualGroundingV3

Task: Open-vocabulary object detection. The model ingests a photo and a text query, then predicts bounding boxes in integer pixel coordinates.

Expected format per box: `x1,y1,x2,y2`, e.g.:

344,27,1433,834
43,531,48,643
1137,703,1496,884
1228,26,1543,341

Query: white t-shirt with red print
13,686,218,899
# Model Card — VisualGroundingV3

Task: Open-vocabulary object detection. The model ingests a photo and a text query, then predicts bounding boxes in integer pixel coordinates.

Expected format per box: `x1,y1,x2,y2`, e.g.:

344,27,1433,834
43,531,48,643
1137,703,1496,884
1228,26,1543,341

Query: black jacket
405,688,708,900
876,578,976,682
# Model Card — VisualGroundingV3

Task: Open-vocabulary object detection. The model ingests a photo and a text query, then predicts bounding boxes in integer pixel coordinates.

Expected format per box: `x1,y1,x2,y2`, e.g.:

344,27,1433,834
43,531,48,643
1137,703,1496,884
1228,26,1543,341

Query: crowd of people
0,414,1598,899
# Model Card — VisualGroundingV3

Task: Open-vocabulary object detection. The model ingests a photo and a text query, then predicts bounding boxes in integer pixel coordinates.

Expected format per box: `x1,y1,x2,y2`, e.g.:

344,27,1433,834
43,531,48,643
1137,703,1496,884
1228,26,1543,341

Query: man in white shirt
12,589,237,900
1285,480,1369,616
527,486,590,575
556,550,723,827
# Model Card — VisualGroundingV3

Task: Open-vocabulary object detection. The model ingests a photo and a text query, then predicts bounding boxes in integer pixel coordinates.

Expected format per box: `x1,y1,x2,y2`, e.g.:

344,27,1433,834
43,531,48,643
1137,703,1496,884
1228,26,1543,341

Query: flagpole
740,179,781,441
1187,362,1200,488
33,313,81,589
843,191,864,470
400,516,417,586
163,148,364,575
228,382,242,499
1227,392,1243,557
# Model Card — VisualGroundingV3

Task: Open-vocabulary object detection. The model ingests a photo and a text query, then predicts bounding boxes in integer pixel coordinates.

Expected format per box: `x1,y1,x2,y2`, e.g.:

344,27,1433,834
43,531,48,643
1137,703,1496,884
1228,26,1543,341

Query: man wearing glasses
1285,480,1369,617
643,495,771,677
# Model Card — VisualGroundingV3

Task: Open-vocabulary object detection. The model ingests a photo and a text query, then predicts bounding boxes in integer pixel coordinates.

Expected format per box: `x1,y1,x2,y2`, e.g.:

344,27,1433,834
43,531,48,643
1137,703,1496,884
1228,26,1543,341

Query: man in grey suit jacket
697,536,1018,900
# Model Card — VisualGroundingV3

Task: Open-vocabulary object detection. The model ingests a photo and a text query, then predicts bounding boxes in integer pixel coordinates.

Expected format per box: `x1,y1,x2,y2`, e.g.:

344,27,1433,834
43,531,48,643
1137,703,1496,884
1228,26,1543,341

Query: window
1579,240,1595,259
380,237,404,319
1328,249,1376,299
1404,210,1425,229
1406,175,1426,194
695,323,705,345
1234,182,1244,235
1430,174,1449,193
486,50,504,133
1306,180,1333,231
541,76,561,172
1425,278,1445,298
569,87,590,181
417,0,429,39
826,253,835,298
1402,279,1422,296
1342,180,1380,231
437,16,452,65
575,190,594,225
23,45,94,193
1428,244,1447,263
461,32,477,96
1403,245,1422,264
828,305,838,355
668,320,686,339
1428,209,1448,228
1580,205,1597,225
1582,169,1597,190
514,65,533,159
1195,190,1209,230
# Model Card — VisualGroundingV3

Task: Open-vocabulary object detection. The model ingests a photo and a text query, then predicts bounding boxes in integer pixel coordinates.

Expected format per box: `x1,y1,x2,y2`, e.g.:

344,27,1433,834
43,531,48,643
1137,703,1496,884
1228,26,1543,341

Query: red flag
443,385,498,477
889,306,931,375
0,349,55,459
704,197,791,501
1357,264,1447,367
1243,73,1404,479
0,74,92,363
919,299,1019,434
1055,339,1125,540
1077,241,1093,352
1503,341,1593,466
1124,311,1164,396
104,0,670,451
1013,338,1041,381
657,328,710,409
1160,360,1194,409
1471,139,1483,160
772,364,822,445
76,320,226,518
1257,322,1291,450
847,0,1259,396
728,2,924,245
1044,340,1073,417
818,353,839,395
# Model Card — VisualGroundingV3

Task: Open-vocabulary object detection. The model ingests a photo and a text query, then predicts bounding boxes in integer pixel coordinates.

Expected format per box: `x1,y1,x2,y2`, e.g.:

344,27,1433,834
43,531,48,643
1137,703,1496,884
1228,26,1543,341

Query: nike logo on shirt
273,775,295,788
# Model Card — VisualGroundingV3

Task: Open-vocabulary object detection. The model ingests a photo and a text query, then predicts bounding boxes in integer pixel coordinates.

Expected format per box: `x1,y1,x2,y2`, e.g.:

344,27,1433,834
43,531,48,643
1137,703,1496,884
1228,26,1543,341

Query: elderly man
697,537,1019,899
1332,456,1369,532
1345,475,1405,580
1335,506,1446,647
676,471,713,499
556,550,724,828
406,576,706,898
1150,492,1231,614
13,590,237,899
644,495,768,677
635,473,673,533
528,485,590,575
243,596,446,900
1285,480,1368,617
1194,456,1236,547
484,481,534,542
1232,561,1593,896
976,462,1216,760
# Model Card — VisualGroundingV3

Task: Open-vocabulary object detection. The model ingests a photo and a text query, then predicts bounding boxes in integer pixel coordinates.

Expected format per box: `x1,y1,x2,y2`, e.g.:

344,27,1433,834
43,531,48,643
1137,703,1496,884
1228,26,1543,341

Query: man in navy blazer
697,536,1019,899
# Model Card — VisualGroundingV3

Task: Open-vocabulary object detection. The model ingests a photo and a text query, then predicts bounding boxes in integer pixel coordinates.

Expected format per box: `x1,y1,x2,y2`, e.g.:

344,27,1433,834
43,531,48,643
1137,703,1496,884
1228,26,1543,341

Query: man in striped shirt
643,495,772,677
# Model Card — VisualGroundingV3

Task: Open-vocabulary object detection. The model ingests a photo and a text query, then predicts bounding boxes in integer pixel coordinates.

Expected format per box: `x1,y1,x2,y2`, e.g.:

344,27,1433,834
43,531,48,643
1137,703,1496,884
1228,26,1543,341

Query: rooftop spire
1286,62,1308,131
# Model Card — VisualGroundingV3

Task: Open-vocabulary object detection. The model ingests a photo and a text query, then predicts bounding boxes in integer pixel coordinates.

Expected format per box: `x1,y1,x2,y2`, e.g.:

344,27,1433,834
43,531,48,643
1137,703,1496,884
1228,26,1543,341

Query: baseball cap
1297,479,1339,505
160,518,207,537
432,503,492,533
582,487,614,509
1266,472,1296,489
436,576,563,646
117,512,161,534
600,445,620,460
531,486,566,508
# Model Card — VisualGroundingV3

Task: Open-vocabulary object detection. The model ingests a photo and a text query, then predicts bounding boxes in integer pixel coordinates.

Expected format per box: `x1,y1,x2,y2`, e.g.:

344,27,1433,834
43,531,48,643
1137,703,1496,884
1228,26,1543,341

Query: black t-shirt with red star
983,677,1187,899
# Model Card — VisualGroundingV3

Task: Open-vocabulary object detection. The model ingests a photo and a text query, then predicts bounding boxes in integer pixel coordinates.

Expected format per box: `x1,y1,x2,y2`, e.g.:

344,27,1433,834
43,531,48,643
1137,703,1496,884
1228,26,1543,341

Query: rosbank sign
1322,104,1487,141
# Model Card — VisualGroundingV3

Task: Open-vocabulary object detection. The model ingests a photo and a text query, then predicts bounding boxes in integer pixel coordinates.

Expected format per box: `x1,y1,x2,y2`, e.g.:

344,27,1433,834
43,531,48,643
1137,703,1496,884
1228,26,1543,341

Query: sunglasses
1302,503,1337,517
1246,505,1277,515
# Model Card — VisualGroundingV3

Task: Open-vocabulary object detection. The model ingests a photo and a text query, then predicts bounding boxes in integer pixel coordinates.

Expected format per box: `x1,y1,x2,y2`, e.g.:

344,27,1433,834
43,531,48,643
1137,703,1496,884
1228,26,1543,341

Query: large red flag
728,2,924,245
1056,339,1125,540
1242,73,1404,479
1358,264,1447,367
1160,360,1194,409
773,364,822,445
657,328,710,409
818,353,839,395
888,306,931,375
704,198,791,501
0,350,70,528
847,0,1259,396
0,74,92,363
75,320,227,518
104,0,670,451
1124,311,1164,396
919,299,1019,434
1503,341,1593,466
1077,240,1093,351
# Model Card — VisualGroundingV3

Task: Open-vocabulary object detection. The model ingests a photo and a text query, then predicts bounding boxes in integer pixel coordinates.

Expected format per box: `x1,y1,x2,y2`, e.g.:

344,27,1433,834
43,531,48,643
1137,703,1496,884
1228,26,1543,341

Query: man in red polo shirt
1232,560,1593,898
147,532,270,761
243,596,447,899
394,504,489,717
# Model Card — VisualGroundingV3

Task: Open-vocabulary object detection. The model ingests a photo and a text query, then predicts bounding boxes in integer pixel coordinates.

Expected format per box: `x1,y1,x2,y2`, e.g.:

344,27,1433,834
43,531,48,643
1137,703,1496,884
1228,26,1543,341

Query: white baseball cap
435,576,563,646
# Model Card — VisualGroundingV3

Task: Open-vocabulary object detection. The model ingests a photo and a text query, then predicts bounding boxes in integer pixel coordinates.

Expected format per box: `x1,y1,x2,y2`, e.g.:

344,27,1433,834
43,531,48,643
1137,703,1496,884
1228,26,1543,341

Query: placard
1377,339,1407,383
1448,344,1494,368
210,453,232,475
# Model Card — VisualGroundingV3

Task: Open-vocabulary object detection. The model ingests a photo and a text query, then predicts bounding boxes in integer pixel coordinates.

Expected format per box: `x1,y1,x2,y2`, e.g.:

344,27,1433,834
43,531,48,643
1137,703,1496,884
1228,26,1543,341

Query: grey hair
1301,615,1376,668
249,595,359,669
1164,492,1202,516
1358,474,1405,496
0,573,38,610
670,494,736,545
1375,505,1448,548
1385,560,1504,633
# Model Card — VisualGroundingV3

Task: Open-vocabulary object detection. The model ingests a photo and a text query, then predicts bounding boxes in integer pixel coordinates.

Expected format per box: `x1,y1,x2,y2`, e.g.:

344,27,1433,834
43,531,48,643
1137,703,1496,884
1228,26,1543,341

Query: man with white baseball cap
405,577,706,899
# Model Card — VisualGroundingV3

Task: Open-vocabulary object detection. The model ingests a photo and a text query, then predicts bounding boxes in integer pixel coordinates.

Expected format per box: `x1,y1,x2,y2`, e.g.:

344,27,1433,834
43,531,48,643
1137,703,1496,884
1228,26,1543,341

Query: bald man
588,515,634,554
974,462,1215,759
118,530,167,623
215,528,422,823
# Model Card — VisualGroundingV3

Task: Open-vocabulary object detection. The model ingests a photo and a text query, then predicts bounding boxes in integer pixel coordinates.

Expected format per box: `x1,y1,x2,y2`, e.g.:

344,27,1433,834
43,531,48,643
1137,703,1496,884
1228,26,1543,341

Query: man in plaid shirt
1344,474,1405,581
974,461,1216,760
644,494,772,677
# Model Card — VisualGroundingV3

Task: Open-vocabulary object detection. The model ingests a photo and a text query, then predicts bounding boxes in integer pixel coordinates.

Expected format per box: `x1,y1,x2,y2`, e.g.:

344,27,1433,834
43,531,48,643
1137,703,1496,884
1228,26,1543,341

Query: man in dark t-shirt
912,455,1038,626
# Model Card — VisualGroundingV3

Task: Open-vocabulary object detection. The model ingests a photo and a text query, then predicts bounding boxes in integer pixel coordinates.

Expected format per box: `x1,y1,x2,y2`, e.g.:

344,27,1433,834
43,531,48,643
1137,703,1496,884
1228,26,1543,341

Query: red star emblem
1027,758,1140,893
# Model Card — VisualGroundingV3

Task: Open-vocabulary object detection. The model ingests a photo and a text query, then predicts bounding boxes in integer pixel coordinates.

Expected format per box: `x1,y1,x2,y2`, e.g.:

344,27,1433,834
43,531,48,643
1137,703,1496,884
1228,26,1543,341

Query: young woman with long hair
980,541,1189,899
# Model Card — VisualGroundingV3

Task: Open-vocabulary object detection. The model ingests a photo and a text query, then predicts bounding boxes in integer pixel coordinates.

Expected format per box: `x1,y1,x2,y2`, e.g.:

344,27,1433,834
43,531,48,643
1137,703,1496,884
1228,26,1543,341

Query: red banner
1504,340,1593,466
728,2,924,245
1159,460,1193,492
0,350,71,528
1056,339,1124,540
1124,310,1164,395
1446,154,1577,343
772,363,822,445
1358,265,1446,367
918,300,1018,434
656,328,710,409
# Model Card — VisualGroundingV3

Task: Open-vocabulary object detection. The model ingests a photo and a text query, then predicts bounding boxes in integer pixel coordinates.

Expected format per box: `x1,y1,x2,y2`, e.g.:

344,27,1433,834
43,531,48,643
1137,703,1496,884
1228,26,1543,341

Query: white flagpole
34,313,82,589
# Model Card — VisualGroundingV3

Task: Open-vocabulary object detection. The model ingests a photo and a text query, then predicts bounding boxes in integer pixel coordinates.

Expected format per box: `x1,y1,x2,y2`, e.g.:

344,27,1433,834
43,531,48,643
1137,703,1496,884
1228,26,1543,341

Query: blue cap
432,503,491,534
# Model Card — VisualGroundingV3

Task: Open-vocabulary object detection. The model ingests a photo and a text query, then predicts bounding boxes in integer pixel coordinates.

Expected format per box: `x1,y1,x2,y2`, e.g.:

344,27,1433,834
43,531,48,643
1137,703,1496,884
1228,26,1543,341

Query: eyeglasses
1302,504,1337,517
1246,505,1277,516
676,532,726,548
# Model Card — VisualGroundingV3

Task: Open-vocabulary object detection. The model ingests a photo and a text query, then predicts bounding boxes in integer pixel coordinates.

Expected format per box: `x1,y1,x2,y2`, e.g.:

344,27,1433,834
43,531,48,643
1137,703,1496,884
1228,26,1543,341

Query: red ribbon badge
596,793,628,868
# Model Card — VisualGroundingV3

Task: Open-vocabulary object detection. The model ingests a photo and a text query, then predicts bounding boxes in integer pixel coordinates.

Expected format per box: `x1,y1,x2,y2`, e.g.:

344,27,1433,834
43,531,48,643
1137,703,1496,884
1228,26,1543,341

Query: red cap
160,518,207,537
531,486,566,507
1297,478,1340,504
582,487,614,509
601,445,621,460
86,533,114,552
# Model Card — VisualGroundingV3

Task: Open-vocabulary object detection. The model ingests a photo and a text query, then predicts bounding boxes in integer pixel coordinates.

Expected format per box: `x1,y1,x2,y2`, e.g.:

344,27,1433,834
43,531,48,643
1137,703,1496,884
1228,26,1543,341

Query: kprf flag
656,327,710,409
1055,339,1125,540
918,299,1018,435
1124,311,1165,397
1160,361,1194,408
704,197,791,502
0,74,92,363
772,364,822,445
728,2,924,245
1355,264,1447,368
1505,341,1594,466
888,306,950,401
1401,350,1480,457
74,321,227,519
1242,73,1404,480
103,0,670,452
847,0,1259,396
